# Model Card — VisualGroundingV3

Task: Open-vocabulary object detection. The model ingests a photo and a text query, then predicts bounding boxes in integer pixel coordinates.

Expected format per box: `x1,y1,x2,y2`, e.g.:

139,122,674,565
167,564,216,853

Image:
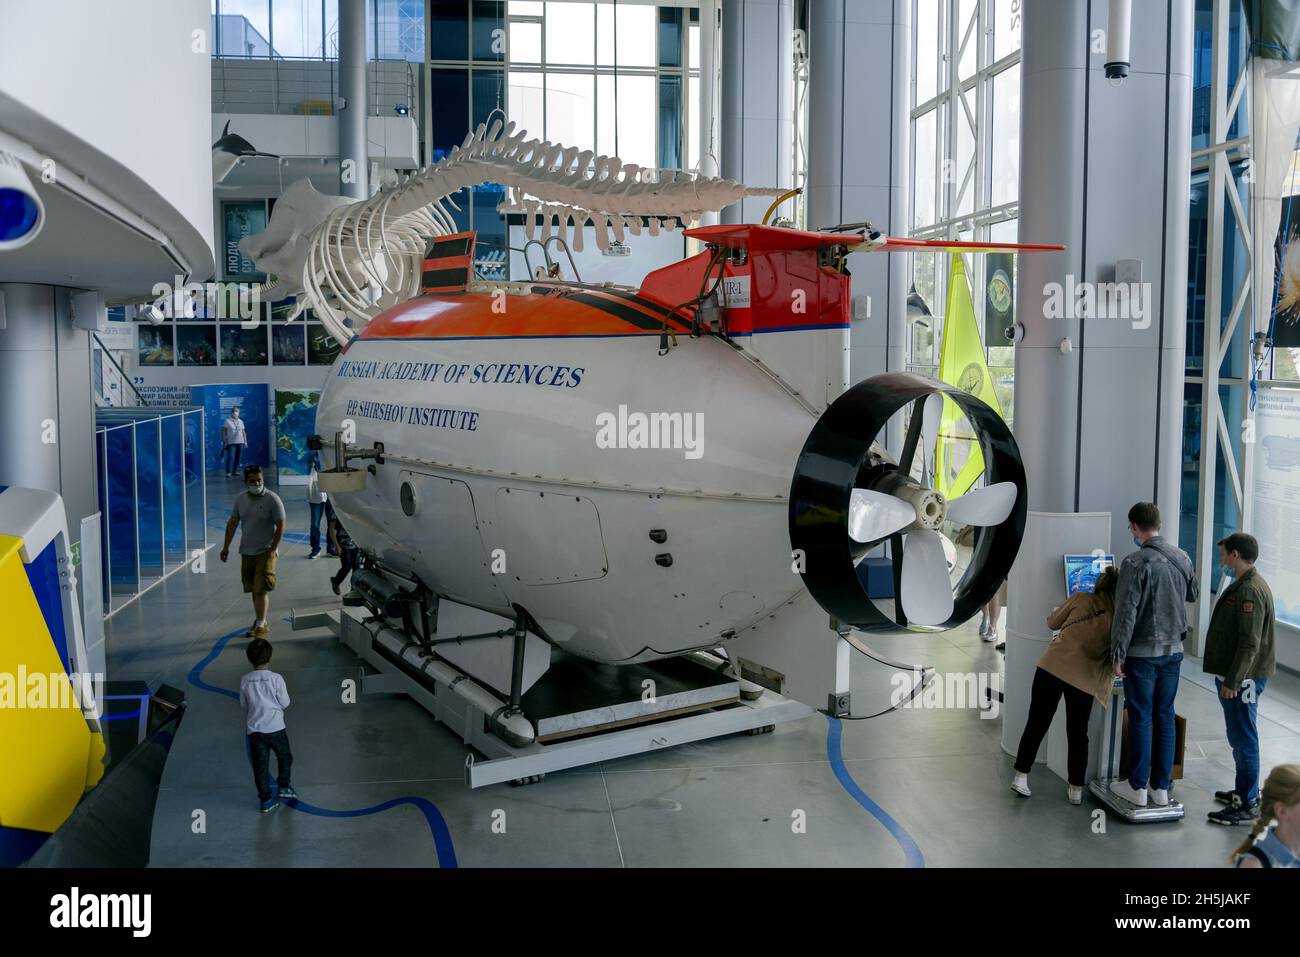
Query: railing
92,334,144,408
212,57,418,118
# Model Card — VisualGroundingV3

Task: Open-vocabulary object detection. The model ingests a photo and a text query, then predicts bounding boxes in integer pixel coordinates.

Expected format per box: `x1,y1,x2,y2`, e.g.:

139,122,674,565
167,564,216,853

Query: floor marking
824,714,925,868
188,626,458,867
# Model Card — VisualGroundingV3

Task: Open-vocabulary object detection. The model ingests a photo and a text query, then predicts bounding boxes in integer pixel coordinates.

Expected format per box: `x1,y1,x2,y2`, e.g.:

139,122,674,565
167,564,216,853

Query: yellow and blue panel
0,485,104,867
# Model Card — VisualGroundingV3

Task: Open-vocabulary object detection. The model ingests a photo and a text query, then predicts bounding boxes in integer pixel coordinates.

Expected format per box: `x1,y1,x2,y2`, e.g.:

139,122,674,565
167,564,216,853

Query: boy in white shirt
239,638,296,812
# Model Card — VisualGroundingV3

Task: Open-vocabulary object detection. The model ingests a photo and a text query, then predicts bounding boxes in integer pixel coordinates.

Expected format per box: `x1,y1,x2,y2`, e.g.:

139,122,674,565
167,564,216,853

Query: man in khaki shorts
220,464,287,638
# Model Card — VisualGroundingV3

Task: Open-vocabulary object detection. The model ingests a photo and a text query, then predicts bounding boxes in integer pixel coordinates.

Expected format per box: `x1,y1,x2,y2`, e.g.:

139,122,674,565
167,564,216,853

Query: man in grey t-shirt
220,464,286,638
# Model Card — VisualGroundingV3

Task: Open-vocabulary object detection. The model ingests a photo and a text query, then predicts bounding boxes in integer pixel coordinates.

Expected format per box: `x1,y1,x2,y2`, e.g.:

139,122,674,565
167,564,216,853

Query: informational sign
1064,553,1114,596
222,201,267,281
274,388,321,481
191,383,270,473
1253,386,1300,627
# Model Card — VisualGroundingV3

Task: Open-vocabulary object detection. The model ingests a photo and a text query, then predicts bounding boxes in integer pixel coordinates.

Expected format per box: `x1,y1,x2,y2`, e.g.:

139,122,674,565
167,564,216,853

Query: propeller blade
900,529,955,626
946,481,1018,527
848,488,915,543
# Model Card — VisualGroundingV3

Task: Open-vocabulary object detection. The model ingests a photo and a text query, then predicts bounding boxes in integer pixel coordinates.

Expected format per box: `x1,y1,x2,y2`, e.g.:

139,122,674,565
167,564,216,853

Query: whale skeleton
238,119,787,343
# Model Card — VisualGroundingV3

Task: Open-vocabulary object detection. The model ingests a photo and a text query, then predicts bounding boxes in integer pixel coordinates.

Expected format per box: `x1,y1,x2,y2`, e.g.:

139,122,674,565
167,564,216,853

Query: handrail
92,332,145,406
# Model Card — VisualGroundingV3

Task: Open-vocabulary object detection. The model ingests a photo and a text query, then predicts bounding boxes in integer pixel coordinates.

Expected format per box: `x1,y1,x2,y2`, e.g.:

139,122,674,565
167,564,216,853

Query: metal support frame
1190,0,1255,653
292,603,814,789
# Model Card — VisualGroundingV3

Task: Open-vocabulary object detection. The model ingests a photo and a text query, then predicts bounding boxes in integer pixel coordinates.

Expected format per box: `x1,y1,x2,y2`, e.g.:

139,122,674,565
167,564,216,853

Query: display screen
1064,553,1114,596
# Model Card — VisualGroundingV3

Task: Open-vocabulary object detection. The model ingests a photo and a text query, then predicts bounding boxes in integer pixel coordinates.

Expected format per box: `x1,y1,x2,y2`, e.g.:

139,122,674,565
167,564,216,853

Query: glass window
992,0,1021,62
508,70,545,135
615,74,657,168
659,75,682,168
547,72,595,153
611,5,655,67
916,0,940,104
272,0,324,58
990,64,1019,207
914,108,938,228
431,0,470,60
471,1,505,60
957,0,977,83
659,7,683,68
545,2,595,65
511,20,542,62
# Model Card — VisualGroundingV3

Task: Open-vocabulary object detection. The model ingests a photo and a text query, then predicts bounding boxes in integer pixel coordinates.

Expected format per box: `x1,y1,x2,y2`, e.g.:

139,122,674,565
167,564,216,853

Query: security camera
0,150,45,250
138,302,166,325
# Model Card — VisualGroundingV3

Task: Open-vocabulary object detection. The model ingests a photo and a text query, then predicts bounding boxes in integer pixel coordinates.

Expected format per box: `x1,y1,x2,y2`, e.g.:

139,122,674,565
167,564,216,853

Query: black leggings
1014,667,1095,786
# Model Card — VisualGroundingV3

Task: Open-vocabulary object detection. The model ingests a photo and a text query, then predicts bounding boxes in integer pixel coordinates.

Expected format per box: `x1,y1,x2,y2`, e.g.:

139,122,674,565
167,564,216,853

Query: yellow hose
761,188,802,226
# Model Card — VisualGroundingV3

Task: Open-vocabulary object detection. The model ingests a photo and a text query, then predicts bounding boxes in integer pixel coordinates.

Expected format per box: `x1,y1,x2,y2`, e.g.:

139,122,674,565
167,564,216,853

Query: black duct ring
788,372,1028,632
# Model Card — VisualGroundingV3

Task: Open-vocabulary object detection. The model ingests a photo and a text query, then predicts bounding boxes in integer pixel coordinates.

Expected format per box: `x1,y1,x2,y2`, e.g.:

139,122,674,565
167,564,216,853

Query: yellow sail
934,254,1005,500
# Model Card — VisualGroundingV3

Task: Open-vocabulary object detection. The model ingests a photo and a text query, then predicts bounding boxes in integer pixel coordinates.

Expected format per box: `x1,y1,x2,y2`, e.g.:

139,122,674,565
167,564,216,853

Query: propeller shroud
788,371,1027,632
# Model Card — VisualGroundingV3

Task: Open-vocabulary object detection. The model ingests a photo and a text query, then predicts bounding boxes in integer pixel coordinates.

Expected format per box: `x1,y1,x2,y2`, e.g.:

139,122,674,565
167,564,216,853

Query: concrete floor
107,489,1300,867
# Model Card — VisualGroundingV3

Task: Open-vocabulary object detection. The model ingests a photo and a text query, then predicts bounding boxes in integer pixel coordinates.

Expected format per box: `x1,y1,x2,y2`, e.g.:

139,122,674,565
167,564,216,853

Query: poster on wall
984,252,1015,345
222,201,267,281
219,325,268,365
137,326,174,365
275,389,321,484
1253,387,1300,628
1270,194,1300,348
308,323,342,365
272,324,306,364
177,326,217,366
191,383,270,474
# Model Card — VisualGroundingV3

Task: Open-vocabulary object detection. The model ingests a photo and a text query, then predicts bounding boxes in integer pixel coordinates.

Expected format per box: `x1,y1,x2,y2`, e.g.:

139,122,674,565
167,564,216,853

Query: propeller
789,373,1028,634
901,530,955,625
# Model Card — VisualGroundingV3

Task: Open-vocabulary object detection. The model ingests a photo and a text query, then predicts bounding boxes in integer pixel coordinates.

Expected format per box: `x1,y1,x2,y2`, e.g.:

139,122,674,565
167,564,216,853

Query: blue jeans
222,443,243,475
309,501,325,552
1216,676,1267,804
1124,652,1183,790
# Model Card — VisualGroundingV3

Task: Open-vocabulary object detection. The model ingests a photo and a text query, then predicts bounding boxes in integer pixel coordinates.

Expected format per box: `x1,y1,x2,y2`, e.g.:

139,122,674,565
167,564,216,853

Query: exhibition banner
275,389,321,481
1253,386,1300,627
191,383,270,474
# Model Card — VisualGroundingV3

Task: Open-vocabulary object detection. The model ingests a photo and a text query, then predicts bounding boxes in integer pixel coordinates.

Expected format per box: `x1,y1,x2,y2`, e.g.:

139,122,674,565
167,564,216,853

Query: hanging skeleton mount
239,119,786,342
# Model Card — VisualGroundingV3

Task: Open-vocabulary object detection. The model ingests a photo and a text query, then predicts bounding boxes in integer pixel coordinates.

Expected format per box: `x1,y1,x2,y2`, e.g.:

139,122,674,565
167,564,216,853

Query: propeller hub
909,487,947,530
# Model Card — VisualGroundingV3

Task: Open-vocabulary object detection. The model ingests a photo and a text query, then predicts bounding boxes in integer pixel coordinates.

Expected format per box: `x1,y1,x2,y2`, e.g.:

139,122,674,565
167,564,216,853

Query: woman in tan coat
1011,567,1118,804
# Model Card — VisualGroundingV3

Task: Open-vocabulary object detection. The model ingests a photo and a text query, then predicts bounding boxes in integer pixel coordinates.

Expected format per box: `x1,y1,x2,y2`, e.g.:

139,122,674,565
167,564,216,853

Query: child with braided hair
1233,764,1300,868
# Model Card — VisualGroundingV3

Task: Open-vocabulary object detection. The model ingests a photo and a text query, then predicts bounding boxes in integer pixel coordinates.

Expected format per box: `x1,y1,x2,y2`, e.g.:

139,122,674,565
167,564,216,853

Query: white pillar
806,0,910,454
1006,0,1194,767
719,0,794,223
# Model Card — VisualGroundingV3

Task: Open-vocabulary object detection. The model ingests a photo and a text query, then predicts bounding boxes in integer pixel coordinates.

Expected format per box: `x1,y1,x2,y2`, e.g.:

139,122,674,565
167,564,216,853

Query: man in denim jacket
1109,501,1198,809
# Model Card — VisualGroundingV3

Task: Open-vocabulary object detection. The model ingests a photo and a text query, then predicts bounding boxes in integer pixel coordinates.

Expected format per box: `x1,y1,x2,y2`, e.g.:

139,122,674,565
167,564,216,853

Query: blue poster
275,389,321,478
191,383,270,474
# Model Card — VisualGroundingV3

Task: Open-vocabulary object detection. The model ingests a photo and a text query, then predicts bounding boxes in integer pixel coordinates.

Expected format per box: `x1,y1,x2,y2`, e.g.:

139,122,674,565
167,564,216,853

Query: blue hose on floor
189,627,458,867
824,714,925,868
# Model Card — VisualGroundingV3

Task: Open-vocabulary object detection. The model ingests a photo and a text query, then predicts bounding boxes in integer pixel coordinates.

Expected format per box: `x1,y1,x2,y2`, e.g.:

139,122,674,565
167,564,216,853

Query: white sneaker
1010,772,1031,797
1068,785,1083,805
1109,779,1148,807
1149,787,1170,807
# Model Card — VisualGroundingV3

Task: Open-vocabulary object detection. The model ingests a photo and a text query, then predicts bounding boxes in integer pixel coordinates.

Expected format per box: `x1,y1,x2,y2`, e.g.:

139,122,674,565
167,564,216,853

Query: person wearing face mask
1109,501,1198,809
221,407,247,478
1204,532,1276,826
220,464,286,638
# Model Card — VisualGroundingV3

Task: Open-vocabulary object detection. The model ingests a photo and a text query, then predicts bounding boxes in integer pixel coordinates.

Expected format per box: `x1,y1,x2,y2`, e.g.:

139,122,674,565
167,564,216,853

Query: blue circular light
0,187,41,242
